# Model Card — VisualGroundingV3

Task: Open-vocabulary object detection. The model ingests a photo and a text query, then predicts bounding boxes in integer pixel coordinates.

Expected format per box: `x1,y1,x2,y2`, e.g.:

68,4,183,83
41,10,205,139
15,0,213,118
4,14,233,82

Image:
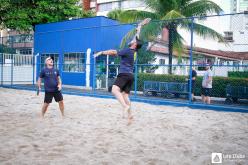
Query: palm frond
118,10,158,24
180,20,226,43
139,20,163,42
182,0,223,17
145,0,179,15
172,30,186,57
144,0,162,11
119,20,163,48
120,28,136,49
194,23,226,43
162,10,185,20
107,9,123,20
177,0,192,7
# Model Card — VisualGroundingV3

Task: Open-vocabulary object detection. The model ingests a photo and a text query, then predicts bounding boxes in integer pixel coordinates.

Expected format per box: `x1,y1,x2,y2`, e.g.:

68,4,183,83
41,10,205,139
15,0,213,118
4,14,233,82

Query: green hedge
137,73,248,97
228,71,248,78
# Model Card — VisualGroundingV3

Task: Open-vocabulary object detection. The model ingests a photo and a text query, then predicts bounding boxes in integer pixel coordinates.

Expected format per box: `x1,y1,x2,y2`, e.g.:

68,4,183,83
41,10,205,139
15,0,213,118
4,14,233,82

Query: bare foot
123,106,130,118
122,111,125,118
127,115,134,126
122,108,126,118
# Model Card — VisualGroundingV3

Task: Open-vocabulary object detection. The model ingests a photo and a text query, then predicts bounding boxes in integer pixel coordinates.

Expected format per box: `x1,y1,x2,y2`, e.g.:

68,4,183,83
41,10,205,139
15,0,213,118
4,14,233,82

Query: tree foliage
107,0,224,72
0,0,95,32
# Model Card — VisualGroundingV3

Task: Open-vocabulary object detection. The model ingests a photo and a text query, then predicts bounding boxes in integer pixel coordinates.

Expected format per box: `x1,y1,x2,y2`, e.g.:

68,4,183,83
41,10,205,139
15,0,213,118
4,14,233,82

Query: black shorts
44,91,63,103
188,81,196,93
113,73,134,93
201,88,211,96
191,82,196,93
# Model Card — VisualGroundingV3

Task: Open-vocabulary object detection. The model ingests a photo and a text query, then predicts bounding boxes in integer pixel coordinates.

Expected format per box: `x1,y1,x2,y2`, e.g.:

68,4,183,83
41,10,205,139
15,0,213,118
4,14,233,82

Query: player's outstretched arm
94,50,118,58
130,18,151,43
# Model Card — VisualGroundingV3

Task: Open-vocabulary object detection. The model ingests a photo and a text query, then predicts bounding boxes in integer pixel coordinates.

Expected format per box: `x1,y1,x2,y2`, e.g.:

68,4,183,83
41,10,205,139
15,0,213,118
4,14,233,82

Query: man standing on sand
187,67,197,101
201,64,213,104
37,57,64,118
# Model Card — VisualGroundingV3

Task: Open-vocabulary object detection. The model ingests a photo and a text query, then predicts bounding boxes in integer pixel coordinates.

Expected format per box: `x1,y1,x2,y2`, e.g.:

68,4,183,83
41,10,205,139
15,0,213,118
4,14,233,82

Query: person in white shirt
201,64,213,104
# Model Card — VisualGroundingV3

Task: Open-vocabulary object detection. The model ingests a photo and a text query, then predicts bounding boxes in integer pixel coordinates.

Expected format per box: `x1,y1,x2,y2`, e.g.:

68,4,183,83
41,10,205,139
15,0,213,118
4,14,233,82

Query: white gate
0,53,34,84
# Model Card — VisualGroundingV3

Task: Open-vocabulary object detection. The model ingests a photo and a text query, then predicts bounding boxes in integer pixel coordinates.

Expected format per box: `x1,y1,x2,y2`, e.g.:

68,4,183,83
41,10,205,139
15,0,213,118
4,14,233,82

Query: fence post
1,37,3,86
33,52,39,86
32,53,35,85
11,36,14,86
134,54,138,97
0,53,2,86
92,56,96,93
106,55,109,89
189,17,194,103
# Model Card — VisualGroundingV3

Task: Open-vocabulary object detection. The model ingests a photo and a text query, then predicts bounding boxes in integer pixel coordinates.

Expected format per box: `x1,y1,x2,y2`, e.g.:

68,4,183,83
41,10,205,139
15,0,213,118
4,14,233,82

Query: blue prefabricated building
34,16,133,86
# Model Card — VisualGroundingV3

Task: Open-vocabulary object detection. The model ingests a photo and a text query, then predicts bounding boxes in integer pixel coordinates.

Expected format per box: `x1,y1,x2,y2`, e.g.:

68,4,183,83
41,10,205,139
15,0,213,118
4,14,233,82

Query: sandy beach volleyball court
0,88,247,165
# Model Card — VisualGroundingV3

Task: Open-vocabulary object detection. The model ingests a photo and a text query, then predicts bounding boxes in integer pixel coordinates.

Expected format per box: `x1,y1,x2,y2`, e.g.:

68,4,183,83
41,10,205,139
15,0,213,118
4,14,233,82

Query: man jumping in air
94,18,151,125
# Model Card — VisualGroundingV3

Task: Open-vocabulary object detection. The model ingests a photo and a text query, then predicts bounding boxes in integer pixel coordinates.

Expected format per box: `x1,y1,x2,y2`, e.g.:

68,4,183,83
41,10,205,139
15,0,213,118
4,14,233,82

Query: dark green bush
228,71,248,78
137,73,248,97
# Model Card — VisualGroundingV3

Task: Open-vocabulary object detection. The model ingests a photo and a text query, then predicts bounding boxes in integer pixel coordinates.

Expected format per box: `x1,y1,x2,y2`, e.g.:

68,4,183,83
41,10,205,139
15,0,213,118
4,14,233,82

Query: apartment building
0,29,33,55
232,0,248,13
180,0,248,51
173,1,247,74
80,0,146,16
0,29,8,38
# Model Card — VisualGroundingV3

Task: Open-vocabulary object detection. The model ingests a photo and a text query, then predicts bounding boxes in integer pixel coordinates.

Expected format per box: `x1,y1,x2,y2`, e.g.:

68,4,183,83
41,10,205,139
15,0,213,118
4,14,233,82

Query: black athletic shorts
113,73,134,93
201,88,211,96
188,80,196,93
44,91,63,103
191,81,196,93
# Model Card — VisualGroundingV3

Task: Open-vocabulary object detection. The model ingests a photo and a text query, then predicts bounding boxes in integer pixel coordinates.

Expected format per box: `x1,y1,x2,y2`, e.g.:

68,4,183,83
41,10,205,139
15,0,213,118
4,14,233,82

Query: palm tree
107,0,225,74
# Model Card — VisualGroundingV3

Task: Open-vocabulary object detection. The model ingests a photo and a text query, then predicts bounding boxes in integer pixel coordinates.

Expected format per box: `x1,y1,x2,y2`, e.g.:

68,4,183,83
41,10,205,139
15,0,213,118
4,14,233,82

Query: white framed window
121,0,145,9
19,48,32,55
223,31,233,42
98,2,112,12
13,35,33,43
63,52,85,72
40,53,59,69
159,59,165,65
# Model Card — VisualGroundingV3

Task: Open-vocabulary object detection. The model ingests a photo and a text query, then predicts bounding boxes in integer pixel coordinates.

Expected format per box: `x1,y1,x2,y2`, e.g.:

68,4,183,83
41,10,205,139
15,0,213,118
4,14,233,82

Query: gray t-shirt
117,48,136,74
202,69,213,88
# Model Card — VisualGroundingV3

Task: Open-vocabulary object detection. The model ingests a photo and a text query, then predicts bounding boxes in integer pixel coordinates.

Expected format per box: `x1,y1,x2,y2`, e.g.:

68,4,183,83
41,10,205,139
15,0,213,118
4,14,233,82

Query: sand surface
0,88,247,165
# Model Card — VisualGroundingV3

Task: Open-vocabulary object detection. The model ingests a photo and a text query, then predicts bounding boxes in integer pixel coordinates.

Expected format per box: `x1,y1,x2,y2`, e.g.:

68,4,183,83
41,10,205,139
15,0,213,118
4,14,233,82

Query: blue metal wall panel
98,23,133,51
35,32,62,52
61,28,100,53
35,17,103,33
99,17,119,26
62,72,85,86
34,16,134,86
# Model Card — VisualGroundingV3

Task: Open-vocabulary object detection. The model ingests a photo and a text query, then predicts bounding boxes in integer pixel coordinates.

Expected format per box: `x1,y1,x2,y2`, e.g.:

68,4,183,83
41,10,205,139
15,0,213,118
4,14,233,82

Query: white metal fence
0,53,34,84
